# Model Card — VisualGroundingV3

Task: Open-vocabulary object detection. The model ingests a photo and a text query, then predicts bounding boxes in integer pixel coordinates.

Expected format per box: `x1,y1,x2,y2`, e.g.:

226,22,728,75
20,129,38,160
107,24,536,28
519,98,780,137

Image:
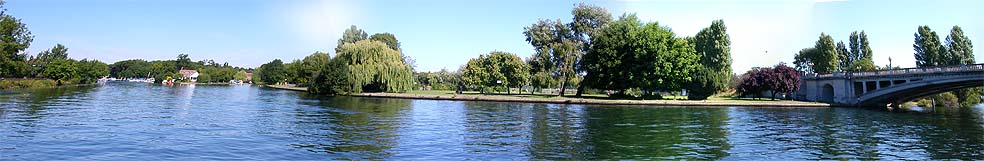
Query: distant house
178,68,199,82
245,73,253,81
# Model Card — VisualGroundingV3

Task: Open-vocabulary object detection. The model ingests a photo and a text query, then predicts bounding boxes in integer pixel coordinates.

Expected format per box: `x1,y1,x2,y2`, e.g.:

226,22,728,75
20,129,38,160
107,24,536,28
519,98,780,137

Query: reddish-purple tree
738,68,769,99
756,67,777,99
739,64,801,100
770,63,801,100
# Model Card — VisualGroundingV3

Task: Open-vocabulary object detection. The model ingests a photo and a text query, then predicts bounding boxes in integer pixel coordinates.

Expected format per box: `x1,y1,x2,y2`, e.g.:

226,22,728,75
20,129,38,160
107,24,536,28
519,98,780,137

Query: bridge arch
856,76,983,107
821,84,834,103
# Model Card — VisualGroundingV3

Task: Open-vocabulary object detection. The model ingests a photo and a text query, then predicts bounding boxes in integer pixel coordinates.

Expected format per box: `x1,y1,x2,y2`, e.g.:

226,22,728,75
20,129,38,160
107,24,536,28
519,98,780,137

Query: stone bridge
795,64,984,107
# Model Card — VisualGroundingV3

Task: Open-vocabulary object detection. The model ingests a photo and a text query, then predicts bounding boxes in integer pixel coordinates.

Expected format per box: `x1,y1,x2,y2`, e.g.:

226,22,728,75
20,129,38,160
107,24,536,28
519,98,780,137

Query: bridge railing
803,63,984,79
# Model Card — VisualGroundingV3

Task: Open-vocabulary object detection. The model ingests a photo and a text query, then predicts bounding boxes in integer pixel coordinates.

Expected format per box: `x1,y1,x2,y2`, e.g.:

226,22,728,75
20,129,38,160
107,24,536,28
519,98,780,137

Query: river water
1,82,982,160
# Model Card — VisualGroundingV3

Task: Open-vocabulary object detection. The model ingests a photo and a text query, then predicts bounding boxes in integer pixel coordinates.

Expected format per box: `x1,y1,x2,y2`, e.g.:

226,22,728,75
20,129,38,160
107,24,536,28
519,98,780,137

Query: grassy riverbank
1,79,60,90
372,90,827,107
0,79,102,91
265,85,828,107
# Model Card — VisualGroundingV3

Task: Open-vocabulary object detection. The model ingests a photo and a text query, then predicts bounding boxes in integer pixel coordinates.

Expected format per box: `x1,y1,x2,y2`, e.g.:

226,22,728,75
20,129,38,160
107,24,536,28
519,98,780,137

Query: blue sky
6,0,982,73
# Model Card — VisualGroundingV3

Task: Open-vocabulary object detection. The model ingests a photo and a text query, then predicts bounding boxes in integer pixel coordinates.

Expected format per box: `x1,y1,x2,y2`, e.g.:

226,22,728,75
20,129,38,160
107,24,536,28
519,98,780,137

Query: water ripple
1,83,983,160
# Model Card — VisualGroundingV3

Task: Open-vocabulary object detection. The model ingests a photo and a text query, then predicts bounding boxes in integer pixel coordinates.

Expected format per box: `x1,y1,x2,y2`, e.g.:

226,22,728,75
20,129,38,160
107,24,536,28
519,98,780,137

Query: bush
0,79,58,90
309,58,351,95
198,73,212,83
918,93,961,108
937,92,959,107
687,67,718,100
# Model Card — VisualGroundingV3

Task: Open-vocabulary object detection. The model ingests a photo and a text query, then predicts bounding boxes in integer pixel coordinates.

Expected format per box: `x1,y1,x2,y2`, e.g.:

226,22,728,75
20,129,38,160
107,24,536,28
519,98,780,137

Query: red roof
179,70,198,77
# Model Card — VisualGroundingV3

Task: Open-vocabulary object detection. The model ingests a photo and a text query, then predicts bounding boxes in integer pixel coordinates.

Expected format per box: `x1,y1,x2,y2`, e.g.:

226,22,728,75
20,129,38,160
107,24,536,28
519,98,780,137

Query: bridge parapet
803,63,984,80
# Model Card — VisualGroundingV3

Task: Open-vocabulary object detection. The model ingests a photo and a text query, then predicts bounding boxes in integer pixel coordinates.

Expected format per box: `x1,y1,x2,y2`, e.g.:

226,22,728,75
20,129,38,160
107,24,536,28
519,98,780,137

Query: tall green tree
309,56,350,95
294,51,330,85
109,59,151,78
369,33,400,51
29,44,69,77
283,60,303,84
461,57,491,92
333,40,414,93
835,41,850,71
914,25,946,67
818,31,877,72
337,25,368,52
33,44,68,60
814,33,839,74
912,25,979,108
76,59,109,83
0,1,33,77
148,60,177,83
528,31,559,93
491,52,530,94
524,4,612,97
197,72,212,83
256,59,286,85
849,32,862,62
569,3,612,96
525,51,556,94
570,3,611,41
233,70,248,81
793,33,840,74
687,19,732,99
175,53,194,70
634,22,700,94
580,14,640,94
461,51,530,94
793,47,818,73
944,26,979,107
847,31,876,71
945,26,974,65
523,19,580,96
40,59,78,83
694,20,732,75
581,14,699,97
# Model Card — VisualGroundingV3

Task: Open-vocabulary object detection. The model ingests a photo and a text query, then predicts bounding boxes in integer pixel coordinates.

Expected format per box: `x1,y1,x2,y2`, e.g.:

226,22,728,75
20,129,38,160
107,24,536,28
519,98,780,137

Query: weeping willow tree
332,40,414,93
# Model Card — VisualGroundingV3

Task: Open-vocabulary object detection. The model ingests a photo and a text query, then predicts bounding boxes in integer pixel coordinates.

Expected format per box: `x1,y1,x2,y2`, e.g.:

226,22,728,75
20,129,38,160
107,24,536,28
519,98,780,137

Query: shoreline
350,93,830,107
264,84,308,91
1,79,98,91
0,84,99,95
265,85,830,107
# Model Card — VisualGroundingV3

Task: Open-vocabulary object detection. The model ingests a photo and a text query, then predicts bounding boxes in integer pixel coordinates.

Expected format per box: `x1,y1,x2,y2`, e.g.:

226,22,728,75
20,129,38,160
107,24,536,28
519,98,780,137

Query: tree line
0,1,256,85
912,25,980,107
794,31,877,74
268,4,761,100
452,4,737,100
108,54,252,83
0,2,108,85
238,3,980,105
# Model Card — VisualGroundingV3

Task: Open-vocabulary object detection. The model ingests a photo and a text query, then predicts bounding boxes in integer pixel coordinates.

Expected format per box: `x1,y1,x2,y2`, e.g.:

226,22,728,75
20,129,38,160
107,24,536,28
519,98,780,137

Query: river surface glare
1,82,983,160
